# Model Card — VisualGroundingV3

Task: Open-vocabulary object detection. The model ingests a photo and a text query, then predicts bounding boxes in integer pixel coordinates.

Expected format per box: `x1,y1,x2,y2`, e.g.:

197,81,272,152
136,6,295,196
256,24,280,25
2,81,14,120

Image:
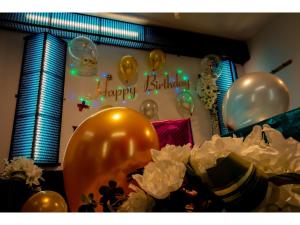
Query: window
216,59,238,135
9,33,66,165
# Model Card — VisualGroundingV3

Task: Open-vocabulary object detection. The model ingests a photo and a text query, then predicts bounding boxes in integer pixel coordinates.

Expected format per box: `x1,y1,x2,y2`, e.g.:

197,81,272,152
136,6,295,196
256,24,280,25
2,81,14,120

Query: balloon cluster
118,49,166,87
68,36,99,77
140,99,159,120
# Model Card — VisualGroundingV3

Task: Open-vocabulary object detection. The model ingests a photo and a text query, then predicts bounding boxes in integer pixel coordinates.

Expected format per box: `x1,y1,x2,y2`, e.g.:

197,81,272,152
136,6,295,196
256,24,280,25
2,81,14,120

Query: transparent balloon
68,36,98,77
140,99,159,120
200,54,223,79
176,91,195,118
222,72,290,130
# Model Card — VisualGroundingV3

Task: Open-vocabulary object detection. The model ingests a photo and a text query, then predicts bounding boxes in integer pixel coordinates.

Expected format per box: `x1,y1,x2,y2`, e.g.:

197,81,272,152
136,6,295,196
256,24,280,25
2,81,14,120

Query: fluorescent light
26,14,100,32
101,26,139,38
25,13,139,38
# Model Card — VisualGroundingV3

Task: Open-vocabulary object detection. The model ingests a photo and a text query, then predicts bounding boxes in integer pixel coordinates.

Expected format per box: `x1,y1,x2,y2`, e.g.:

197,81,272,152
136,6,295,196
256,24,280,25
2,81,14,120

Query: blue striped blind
216,59,238,135
10,33,66,164
0,13,145,48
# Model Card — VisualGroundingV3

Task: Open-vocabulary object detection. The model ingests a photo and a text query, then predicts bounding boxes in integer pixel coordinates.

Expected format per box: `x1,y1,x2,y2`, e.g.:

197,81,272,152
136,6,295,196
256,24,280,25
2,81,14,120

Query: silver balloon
68,36,98,77
222,72,290,130
176,91,195,118
140,99,159,120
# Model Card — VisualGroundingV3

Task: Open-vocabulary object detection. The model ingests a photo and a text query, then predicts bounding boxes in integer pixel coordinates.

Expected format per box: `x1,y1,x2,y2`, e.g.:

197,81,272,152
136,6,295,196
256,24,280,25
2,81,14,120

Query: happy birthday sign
144,73,190,92
83,71,190,103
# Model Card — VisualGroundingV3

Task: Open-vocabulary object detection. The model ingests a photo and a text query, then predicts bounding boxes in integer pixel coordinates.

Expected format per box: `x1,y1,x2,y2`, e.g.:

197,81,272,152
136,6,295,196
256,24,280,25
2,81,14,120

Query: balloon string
85,79,101,100
270,59,292,74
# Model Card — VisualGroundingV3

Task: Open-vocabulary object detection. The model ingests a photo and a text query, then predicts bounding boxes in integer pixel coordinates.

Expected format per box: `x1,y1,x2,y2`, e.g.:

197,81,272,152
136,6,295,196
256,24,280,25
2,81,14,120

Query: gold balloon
63,107,159,212
149,49,166,71
99,104,113,111
22,191,68,212
119,55,138,86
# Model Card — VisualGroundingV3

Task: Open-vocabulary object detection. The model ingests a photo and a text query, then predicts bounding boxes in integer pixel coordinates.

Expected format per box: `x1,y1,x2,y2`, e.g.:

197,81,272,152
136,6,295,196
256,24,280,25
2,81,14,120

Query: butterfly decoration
77,100,90,112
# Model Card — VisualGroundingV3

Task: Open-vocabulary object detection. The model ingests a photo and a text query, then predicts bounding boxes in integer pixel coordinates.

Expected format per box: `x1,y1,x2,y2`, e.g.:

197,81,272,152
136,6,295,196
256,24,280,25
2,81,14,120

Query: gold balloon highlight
22,191,68,212
63,107,159,212
149,49,166,71
99,104,113,111
119,55,138,86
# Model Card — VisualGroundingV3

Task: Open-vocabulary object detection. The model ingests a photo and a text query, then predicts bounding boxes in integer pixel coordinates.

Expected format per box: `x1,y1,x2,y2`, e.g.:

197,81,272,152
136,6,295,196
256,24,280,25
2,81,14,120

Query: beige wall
59,44,213,163
0,30,25,159
0,29,217,165
4,13,299,165
244,13,300,109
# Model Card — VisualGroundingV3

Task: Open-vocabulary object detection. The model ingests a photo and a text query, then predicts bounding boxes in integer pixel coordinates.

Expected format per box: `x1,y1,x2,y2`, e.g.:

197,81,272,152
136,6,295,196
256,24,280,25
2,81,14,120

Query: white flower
133,160,186,199
151,144,191,165
197,75,218,110
190,124,300,176
117,184,155,212
190,135,244,176
237,124,300,174
1,157,43,187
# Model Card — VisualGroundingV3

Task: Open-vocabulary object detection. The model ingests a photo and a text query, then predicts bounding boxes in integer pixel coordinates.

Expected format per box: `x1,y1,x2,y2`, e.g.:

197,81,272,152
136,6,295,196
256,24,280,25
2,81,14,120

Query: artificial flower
190,124,300,176
196,74,218,110
133,160,186,199
190,134,244,176
1,157,43,187
237,124,300,174
151,144,191,165
118,184,155,212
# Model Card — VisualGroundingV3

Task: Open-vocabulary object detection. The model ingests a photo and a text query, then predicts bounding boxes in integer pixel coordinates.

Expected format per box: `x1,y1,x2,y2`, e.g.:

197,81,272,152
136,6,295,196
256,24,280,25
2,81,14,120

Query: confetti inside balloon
140,99,159,120
68,36,98,77
176,91,195,117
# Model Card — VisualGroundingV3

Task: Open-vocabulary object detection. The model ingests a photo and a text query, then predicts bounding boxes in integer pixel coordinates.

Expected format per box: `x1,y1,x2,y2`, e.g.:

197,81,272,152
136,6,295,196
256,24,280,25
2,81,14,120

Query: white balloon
222,72,290,130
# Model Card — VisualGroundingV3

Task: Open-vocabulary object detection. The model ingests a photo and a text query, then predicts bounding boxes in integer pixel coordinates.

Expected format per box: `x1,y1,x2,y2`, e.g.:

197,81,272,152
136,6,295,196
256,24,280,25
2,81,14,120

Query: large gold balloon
149,49,166,71
99,104,113,111
21,191,68,212
63,107,159,212
119,55,138,86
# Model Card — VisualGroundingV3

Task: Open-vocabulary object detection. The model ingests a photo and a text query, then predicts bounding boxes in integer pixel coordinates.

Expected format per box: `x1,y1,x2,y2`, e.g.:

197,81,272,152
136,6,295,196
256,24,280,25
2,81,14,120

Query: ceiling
89,13,280,41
